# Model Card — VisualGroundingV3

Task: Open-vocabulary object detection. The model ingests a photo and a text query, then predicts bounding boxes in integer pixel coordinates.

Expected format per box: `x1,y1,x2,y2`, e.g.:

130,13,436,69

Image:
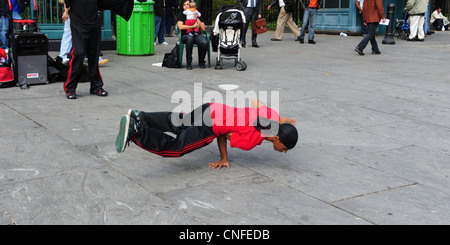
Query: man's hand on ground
208,159,230,170
280,117,297,125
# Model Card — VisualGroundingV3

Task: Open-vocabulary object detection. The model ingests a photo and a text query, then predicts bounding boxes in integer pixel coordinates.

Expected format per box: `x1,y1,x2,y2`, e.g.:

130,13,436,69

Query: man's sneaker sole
116,115,130,153
127,109,140,123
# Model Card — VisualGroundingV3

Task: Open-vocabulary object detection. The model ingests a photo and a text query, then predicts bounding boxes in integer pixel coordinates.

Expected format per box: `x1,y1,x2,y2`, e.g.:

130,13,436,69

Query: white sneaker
161,41,169,46
98,58,109,66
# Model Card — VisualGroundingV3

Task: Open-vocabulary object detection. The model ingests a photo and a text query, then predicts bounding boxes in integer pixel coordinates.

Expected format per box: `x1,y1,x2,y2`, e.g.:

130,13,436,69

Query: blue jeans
356,23,380,52
0,16,8,49
181,34,207,65
12,12,22,20
59,18,72,60
299,8,317,40
155,14,166,43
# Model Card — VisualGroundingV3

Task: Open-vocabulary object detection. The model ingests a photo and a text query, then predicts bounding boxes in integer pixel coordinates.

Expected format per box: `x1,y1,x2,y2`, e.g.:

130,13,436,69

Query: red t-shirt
309,0,318,8
209,103,280,151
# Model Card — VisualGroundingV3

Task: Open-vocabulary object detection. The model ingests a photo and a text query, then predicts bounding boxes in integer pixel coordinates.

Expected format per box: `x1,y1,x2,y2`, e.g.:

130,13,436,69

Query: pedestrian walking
354,0,385,55
268,0,300,41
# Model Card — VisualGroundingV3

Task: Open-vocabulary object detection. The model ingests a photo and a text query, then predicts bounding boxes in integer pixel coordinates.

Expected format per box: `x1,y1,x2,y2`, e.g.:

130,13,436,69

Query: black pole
382,3,395,45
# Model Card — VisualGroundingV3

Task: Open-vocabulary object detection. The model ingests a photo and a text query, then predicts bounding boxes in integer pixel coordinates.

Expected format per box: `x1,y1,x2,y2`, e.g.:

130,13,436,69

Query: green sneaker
115,115,133,153
127,109,140,123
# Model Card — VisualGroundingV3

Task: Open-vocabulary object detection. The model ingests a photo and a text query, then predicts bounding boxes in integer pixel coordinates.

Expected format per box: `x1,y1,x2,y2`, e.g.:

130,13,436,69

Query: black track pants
132,104,216,158
64,22,103,94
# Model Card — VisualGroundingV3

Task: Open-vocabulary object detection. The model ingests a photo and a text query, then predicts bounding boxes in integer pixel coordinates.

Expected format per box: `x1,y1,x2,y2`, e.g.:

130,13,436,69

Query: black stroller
213,5,247,71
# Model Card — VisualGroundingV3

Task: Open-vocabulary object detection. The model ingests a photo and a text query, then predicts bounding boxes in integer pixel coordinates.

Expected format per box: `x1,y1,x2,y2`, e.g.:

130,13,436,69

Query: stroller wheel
236,61,246,71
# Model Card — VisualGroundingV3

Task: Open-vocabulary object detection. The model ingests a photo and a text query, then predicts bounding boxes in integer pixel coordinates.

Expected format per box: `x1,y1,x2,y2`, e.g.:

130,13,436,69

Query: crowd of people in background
150,0,447,49
0,0,447,97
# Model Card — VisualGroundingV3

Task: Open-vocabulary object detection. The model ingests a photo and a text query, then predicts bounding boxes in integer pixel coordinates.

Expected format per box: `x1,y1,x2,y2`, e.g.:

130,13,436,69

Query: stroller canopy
213,7,246,36
219,11,244,25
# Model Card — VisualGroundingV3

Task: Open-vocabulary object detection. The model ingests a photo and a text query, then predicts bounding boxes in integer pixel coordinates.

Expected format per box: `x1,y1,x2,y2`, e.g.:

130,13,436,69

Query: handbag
162,44,181,68
253,18,267,34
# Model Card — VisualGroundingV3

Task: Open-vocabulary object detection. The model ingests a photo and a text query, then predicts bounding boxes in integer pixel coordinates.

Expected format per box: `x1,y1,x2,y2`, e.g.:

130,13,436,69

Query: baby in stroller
183,1,201,36
212,5,247,71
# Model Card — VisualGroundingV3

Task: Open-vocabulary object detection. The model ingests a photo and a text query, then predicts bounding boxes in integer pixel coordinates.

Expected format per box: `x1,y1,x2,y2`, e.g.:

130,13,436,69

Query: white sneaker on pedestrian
161,41,169,46
98,58,109,66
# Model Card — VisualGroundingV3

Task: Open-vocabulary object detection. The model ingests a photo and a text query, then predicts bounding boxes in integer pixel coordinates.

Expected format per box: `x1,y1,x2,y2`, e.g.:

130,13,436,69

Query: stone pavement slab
0,30,449,225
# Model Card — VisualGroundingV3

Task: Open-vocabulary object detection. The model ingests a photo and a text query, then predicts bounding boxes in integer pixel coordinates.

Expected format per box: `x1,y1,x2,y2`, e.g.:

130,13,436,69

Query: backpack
0,48,15,88
162,44,181,68
284,0,294,13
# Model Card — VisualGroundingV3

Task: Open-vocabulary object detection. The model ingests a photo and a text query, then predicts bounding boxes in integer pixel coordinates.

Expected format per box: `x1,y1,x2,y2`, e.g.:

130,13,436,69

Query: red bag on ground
0,66,15,88
0,49,15,88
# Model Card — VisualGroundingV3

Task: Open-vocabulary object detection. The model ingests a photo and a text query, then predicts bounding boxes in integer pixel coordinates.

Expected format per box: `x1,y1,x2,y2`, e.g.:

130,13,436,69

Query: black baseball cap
277,123,298,149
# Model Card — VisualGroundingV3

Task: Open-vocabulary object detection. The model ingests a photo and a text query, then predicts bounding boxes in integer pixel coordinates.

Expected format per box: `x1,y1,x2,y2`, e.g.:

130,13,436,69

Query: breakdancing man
115,99,298,169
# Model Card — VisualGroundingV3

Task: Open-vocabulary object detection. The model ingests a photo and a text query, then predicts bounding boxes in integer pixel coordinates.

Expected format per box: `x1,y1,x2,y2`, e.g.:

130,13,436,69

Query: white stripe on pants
409,15,425,40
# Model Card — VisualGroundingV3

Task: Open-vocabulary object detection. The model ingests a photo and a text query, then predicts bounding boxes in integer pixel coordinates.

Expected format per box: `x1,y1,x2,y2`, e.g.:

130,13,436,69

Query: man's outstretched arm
208,133,232,169
251,99,297,125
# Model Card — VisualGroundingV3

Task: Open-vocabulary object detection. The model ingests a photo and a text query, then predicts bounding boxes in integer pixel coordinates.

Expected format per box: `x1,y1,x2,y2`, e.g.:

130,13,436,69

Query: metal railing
22,0,65,26
20,0,113,40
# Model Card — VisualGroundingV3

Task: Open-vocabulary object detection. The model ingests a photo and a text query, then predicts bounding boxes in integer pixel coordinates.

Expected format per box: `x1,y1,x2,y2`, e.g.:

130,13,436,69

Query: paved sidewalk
0,30,449,225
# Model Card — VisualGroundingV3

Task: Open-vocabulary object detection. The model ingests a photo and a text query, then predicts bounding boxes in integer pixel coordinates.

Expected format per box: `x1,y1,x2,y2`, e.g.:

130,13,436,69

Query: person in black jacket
238,0,262,48
0,0,9,49
63,0,108,99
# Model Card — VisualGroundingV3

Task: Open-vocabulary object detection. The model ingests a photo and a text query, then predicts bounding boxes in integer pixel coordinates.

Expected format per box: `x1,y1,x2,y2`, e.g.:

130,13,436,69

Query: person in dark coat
238,0,263,48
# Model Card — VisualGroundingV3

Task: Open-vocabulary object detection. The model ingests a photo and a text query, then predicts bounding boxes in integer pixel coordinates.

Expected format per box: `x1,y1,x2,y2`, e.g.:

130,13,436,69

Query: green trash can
116,1,155,55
